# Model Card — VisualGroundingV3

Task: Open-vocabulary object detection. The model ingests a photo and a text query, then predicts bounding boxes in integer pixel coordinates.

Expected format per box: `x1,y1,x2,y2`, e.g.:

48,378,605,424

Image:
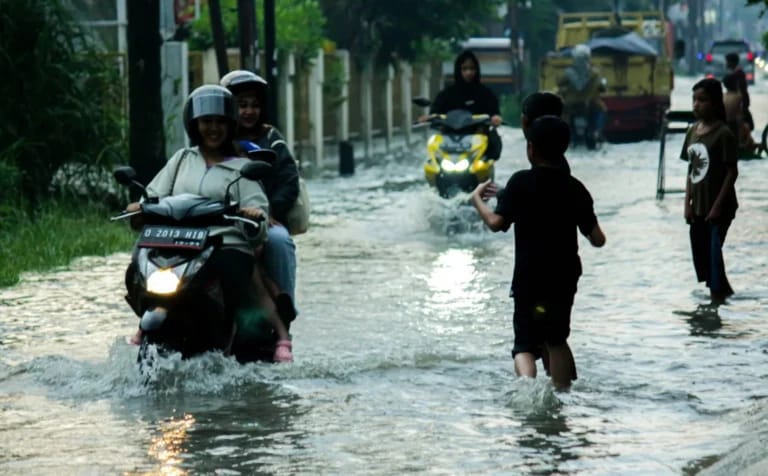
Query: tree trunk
264,0,278,125
209,0,229,78
127,0,166,194
237,0,256,72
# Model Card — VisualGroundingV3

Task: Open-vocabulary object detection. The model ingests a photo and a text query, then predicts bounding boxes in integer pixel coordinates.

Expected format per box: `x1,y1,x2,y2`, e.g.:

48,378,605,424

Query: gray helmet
220,70,268,96
182,85,238,144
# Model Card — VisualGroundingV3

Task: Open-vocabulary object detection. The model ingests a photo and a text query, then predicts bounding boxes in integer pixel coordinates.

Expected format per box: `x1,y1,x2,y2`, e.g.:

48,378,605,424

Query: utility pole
237,0,257,71
264,0,277,126
687,0,699,75
209,0,228,78
507,0,522,93
127,0,165,193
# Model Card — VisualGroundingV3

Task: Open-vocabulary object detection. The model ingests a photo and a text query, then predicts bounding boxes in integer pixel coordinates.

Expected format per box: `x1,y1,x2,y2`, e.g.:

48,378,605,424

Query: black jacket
430,50,500,116
250,126,300,225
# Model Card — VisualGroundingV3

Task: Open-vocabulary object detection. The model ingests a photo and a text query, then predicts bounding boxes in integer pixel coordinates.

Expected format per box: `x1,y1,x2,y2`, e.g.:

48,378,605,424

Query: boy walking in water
470,116,606,389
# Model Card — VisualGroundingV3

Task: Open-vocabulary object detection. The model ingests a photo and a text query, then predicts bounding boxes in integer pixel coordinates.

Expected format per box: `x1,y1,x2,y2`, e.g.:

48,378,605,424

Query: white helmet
220,70,268,96
572,44,591,60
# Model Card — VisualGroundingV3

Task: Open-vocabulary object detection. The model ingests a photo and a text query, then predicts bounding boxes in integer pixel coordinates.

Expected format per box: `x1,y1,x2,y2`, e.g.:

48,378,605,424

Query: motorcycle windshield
434,109,490,134
142,194,234,222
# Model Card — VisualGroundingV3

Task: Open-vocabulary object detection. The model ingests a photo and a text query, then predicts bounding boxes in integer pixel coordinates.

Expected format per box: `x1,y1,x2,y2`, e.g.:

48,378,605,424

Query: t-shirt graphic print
686,142,710,184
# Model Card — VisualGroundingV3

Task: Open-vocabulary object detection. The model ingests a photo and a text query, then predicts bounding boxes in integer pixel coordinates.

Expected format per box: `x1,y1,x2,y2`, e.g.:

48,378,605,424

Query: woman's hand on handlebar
239,207,265,220
126,202,141,212
491,114,503,127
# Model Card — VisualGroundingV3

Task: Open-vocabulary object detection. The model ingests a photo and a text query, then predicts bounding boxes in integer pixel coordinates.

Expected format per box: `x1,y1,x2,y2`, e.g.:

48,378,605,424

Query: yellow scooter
413,98,495,198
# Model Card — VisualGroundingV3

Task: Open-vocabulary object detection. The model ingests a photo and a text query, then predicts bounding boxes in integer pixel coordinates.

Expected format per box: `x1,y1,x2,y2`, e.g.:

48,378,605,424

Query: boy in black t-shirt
470,116,606,389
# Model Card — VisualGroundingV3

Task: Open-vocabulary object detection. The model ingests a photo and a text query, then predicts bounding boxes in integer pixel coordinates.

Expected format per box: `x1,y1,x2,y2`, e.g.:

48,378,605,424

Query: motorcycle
111,155,283,366
413,97,495,198
566,102,603,150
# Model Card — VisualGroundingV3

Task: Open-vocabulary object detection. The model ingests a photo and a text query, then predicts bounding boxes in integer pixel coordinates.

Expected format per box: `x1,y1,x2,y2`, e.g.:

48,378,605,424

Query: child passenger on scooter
470,116,606,389
126,85,293,362
220,70,300,327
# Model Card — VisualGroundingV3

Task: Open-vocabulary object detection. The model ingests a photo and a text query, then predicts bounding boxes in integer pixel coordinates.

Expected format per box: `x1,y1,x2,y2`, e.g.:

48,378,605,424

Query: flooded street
2,76,768,475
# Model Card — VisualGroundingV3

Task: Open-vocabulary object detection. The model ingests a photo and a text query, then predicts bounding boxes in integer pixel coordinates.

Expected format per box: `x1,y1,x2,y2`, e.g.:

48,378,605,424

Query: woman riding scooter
126,85,293,362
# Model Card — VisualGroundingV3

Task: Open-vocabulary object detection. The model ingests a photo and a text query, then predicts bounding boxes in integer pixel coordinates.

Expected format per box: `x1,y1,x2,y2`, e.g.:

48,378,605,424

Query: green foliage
499,93,522,128
275,0,326,64
188,0,325,64
0,0,126,205
188,0,240,51
0,200,136,287
319,0,502,67
323,55,348,108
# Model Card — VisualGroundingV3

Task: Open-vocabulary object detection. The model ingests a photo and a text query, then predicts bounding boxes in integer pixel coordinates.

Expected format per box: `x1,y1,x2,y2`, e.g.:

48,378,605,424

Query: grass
0,200,136,287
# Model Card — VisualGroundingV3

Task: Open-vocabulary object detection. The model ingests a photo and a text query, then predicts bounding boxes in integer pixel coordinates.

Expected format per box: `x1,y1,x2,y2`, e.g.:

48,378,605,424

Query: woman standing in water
680,78,739,304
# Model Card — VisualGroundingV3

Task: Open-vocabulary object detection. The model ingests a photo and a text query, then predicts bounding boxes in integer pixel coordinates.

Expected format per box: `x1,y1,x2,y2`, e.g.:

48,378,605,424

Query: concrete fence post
399,61,413,146
308,49,325,168
385,64,394,151
278,51,296,154
335,50,350,142
361,57,374,159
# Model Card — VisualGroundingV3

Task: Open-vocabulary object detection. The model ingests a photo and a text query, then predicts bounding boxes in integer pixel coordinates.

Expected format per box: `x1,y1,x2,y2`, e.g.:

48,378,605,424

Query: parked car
703,39,756,84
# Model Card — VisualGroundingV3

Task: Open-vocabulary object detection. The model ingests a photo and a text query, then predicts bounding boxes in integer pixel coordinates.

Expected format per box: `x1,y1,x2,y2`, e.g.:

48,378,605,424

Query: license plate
138,226,209,250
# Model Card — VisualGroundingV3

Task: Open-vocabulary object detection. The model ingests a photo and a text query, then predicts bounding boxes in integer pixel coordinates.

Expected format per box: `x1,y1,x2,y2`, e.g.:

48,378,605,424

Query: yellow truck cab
539,11,674,141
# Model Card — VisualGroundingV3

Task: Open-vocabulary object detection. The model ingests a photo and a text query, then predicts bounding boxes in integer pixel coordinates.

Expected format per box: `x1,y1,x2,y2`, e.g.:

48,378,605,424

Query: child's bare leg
251,263,293,362
546,342,576,390
514,352,537,378
251,264,289,341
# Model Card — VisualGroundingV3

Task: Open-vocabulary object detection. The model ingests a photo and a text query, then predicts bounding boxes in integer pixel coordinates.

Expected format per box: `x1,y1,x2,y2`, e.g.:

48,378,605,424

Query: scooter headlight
454,159,469,171
441,158,470,172
146,268,180,295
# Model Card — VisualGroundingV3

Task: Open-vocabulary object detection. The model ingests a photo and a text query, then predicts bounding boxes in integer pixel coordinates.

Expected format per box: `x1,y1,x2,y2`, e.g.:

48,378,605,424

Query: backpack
267,128,309,235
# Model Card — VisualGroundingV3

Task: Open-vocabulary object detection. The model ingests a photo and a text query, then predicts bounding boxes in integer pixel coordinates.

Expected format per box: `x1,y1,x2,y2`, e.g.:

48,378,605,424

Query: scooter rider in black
423,50,503,160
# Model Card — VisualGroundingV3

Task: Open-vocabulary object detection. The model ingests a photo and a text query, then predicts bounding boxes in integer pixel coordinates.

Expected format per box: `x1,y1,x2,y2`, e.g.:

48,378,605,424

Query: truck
539,11,675,142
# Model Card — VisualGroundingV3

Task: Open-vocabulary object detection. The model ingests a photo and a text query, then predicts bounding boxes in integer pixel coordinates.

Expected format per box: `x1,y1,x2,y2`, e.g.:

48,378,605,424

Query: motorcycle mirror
113,166,137,186
247,149,277,164
240,160,273,181
224,160,273,203
114,166,149,199
412,97,431,108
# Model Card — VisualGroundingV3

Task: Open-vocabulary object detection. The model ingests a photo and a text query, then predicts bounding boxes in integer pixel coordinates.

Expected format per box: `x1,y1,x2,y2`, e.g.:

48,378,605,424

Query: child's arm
684,174,693,223
707,131,739,222
471,180,508,232
586,223,606,247
707,164,738,222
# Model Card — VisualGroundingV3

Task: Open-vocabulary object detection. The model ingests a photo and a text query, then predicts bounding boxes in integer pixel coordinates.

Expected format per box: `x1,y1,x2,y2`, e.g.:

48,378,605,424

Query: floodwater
2,76,768,475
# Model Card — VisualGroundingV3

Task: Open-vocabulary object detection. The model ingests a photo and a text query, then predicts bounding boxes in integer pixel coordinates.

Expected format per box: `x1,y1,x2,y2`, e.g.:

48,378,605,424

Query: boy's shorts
511,293,575,359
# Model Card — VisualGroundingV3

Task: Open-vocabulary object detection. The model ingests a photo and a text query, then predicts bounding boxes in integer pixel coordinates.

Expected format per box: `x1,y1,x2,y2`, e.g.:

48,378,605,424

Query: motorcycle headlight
146,268,180,295
454,159,469,171
441,159,456,171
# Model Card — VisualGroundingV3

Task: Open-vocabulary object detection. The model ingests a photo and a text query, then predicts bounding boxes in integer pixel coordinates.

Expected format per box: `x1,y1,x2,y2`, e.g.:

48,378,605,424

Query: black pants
206,248,257,316
486,128,502,160
689,219,734,297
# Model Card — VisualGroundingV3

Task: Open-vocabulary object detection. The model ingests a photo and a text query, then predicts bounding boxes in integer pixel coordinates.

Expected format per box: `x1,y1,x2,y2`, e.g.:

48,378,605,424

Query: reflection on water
675,304,724,337
148,413,194,476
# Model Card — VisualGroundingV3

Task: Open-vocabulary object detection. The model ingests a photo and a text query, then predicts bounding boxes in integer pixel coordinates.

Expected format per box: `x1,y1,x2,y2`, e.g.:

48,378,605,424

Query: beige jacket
145,147,270,255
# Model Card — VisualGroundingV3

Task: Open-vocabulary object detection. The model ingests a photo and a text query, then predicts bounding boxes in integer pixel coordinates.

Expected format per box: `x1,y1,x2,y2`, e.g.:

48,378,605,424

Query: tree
187,0,325,65
319,0,501,67
0,0,125,207
127,0,166,191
